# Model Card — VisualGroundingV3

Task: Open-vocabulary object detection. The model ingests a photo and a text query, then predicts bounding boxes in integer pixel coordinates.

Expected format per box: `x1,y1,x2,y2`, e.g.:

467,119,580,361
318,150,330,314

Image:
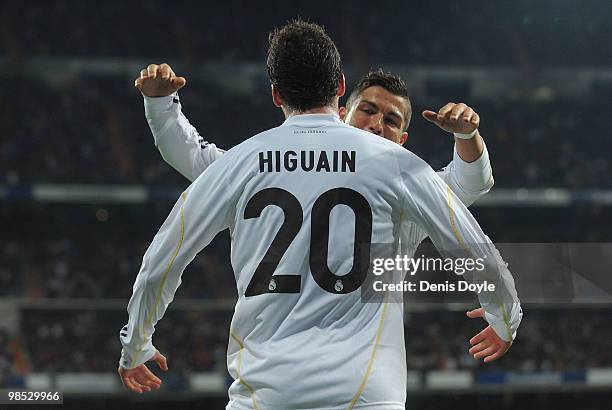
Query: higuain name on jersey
258,150,356,173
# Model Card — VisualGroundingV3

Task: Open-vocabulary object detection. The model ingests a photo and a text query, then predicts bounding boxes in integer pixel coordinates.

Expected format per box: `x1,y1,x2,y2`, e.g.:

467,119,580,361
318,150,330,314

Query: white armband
453,129,478,140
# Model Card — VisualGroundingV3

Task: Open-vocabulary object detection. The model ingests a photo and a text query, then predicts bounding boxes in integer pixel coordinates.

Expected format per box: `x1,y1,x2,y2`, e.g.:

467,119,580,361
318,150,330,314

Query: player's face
341,86,409,145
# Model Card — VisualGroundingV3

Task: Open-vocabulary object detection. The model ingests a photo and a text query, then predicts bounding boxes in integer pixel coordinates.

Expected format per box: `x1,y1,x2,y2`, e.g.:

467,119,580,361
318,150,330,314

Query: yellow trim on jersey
230,331,260,410
348,297,390,410
447,186,466,248
486,160,495,189
130,191,187,368
446,186,512,341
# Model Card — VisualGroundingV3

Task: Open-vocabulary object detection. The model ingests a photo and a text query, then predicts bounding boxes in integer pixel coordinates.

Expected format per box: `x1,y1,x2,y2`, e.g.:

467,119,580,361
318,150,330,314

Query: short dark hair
267,19,342,112
346,70,412,130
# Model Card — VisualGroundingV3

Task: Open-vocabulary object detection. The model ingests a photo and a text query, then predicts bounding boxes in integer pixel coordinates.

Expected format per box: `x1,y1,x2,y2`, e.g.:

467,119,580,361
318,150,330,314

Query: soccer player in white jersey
137,65,494,265
118,20,522,409
135,66,499,359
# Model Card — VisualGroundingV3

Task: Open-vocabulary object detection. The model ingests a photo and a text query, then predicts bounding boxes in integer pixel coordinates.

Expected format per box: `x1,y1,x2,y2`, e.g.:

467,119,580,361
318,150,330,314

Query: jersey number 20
244,187,372,296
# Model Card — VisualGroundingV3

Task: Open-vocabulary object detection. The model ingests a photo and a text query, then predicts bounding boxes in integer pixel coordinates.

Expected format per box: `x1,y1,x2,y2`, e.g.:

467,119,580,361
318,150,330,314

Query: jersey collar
281,113,344,128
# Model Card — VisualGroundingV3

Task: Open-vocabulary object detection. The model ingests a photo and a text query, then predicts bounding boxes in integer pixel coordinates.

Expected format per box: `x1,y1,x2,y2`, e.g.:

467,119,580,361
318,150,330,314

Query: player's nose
368,114,384,136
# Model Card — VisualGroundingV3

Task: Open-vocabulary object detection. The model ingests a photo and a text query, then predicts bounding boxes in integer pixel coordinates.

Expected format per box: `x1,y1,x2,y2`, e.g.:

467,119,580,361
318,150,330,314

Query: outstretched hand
135,63,187,97
422,102,480,135
466,308,511,363
118,350,168,394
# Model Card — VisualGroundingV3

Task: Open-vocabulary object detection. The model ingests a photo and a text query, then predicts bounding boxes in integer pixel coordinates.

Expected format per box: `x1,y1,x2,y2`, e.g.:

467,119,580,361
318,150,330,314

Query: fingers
469,327,488,345
483,350,504,363
139,63,176,80
473,344,497,360
159,63,172,80
466,307,485,319
437,102,455,119
136,64,184,95
429,102,480,133
154,351,169,372
467,325,512,363
121,374,144,394
138,64,164,79
147,64,159,79
133,369,161,390
449,103,467,121
132,376,151,393
125,378,143,394
124,373,159,393
160,65,186,91
471,112,480,125
421,110,439,123
462,107,474,123
171,76,187,90
142,366,163,385
468,339,489,355
468,334,504,360
119,365,162,394
433,103,478,122
119,367,140,393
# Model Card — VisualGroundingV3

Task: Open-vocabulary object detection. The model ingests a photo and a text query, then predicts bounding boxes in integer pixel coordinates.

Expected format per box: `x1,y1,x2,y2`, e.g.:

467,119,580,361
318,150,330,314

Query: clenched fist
422,102,480,135
135,63,187,97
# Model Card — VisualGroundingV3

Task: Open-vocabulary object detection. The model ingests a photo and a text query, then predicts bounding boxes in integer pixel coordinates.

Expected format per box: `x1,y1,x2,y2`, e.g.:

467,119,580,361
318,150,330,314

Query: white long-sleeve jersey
121,110,521,410
143,93,494,259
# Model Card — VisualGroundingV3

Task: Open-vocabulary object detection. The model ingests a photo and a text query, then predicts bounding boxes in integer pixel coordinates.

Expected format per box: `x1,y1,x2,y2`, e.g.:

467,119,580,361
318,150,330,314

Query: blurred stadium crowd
2,0,611,188
2,202,612,385
0,77,609,188
2,307,612,386
3,0,610,66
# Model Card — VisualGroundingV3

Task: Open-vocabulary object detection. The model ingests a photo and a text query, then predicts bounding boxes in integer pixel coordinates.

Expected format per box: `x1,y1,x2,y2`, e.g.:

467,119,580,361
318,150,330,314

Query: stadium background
2,0,612,409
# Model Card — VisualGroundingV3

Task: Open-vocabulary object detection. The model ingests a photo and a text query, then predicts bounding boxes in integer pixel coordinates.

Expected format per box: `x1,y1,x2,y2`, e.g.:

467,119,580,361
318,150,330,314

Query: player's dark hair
346,70,412,130
267,19,342,112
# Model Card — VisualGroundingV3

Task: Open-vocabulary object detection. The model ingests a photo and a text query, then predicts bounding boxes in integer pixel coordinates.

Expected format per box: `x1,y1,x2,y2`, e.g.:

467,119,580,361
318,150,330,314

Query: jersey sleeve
399,153,522,342
144,93,225,182
436,142,494,207
119,151,241,369
401,142,494,256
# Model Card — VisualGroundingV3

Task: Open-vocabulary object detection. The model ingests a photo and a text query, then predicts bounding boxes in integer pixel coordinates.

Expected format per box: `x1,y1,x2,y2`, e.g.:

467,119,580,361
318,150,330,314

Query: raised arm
398,152,522,361
423,102,494,206
135,63,225,181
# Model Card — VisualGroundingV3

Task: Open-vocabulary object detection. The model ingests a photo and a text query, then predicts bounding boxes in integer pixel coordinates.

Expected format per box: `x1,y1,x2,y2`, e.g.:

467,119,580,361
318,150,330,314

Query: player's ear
337,73,346,98
271,85,283,108
339,106,347,121
399,131,409,145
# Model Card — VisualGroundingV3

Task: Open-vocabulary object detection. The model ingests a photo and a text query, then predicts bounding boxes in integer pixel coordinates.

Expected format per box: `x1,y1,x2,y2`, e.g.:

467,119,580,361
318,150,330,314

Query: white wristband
453,129,478,140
